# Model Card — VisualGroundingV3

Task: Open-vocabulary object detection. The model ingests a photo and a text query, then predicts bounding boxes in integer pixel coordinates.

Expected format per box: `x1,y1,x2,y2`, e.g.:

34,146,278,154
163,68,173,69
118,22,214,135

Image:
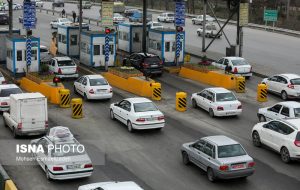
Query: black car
0,13,8,25
123,53,163,76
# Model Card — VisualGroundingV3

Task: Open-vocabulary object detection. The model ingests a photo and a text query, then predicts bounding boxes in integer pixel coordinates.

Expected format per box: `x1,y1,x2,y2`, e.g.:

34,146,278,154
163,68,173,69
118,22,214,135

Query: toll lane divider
20,77,65,104
0,165,17,190
179,67,237,90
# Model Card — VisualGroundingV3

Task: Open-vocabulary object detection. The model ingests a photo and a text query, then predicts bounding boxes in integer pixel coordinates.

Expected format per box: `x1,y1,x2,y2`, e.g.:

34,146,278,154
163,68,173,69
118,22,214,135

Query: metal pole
105,34,108,71
202,0,207,52
142,0,147,53
239,27,243,57
79,0,82,59
236,1,240,47
286,0,290,20
175,30,178,66
8,0,13,35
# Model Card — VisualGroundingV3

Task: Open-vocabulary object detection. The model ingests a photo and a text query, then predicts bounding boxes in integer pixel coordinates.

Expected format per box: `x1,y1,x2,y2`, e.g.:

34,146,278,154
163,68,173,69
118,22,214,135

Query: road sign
26,38,32,66
23,1,36,29
176,33,182,58
101,1,114,27
175,0,185,27
264,9,278,22
239,3,249,26
104,35,110,62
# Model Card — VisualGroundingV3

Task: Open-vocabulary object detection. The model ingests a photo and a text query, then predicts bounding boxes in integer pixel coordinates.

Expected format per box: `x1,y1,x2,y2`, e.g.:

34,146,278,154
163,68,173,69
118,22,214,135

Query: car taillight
84,164,93,168
250,66,252,72
219,165,229,171
158,116,164,120
89,89,94,94
142,63,149,68
17,123,22,130
247,162,255,168
294,140,300,147
45,121,48,129
53,166,64,171
76,67,78,73
238,105,242,109
1,81,6,84
0,102,8,106
159,60,163,65
217,106,224,111
136,118,146,122
233,67,238,74
58,68,62,74
109,88,113,93
287,84,294,89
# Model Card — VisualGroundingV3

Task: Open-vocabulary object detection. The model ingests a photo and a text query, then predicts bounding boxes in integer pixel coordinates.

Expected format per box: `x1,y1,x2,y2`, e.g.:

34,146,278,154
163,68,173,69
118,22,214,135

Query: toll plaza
148,28,185,66
0,28,21,64
80,31,116,67
6,35,40,75
57,23,89,57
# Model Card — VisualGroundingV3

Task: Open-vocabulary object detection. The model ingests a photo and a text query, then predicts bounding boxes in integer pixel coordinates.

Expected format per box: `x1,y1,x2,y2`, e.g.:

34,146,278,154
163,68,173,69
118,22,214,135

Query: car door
212,58,224,69
128,54,137,67
119,101,131,124
188,140,206,170
265,104,283,120
222,58,229,70
279,106,290,119
113,100,126,122
204,91,214,111
260,121,281,149
266,76,279,92
75,76,84,94
201,142,218,171
48,59,55,72
35,138,49,170
275,76,288,93
194,90,207,109
81,77,88,95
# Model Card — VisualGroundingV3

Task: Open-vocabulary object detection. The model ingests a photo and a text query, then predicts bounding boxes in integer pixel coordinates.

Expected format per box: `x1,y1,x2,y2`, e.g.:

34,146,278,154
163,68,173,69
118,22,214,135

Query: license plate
97,89,107,93
226,112,235,115
231,164,245,170
67,164,81,169
150,65,158,68
146,117,156,121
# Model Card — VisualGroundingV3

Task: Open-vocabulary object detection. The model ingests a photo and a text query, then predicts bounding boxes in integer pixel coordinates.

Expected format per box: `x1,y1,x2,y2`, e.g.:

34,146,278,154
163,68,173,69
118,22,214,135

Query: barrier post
176,92,187,112
184,54,191,63
235,76,245,93
257,84,268,102
71,98,83,119
151,83,161,101
59,89,71,108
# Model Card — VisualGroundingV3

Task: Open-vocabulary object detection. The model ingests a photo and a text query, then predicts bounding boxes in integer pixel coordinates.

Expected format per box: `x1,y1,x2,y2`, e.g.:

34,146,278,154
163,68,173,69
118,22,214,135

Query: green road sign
264,10,278,22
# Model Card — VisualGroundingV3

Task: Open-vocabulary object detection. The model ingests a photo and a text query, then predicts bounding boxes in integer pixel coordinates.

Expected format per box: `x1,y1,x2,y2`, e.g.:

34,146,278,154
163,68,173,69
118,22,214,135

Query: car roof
53,56,72,61
223,57,245,60
277,101,300,108
278,73,300,79
206,87,231,93
203,135,239,146
125,97,152,103
85,75,105,79
10,92,43,100
0,84,19,89
281,118,300,130
79,181,144,190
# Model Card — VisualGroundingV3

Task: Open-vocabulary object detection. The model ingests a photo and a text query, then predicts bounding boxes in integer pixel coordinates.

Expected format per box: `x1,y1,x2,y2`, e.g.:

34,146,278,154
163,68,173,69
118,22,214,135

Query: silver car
181,135,255,182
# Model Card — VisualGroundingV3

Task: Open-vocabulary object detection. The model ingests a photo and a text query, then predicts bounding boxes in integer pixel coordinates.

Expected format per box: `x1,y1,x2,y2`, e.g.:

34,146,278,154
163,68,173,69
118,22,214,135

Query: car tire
252,131,262,147
110,109,115,120
209,108,214,118
46,168,52,180
281,91,288,100
13,128,18,139
182,151,190,165
280,147,291,163
207,168,216,182
74,86,78,95
84,93,88,101
245,76,251,80
192,99,197,108
127,120,134,133
197,31,201,37
258,114,266,122
3,118,8,128
192,20,195,25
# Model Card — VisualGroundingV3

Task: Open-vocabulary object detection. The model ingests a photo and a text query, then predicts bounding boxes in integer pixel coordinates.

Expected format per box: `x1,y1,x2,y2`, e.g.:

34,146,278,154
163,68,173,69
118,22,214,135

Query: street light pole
142,0,147,53
8,0,13,35
202,0,207,52
79,0,82,58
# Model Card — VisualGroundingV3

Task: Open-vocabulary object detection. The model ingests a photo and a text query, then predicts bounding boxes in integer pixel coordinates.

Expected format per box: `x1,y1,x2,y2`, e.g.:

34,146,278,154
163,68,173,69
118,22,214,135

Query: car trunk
53,154,92,172
135,111,164,124
92,85,111,94
232,65,251,74
218,155,253,171
57,60,77,74
218,101,240,111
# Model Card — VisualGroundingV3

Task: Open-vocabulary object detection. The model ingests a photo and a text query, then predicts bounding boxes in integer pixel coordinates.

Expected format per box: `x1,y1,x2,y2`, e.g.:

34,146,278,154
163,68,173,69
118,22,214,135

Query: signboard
104,35,110,62
175,0,185,27
101,1,114,27
23,2,36,29
264,9,278,22
26,38,32,66
239,3,249,26
176,33,182,58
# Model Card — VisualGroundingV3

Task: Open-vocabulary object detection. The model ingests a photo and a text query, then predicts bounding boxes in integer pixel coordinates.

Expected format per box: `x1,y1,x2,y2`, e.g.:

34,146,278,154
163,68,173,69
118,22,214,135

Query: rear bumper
234,72,253,77
144,68,163,75
49,169,93,180
16,129,47,136
56,73,79,78
87,92,113,100
215,168,255,179
214,109,242,117
132,122,165,130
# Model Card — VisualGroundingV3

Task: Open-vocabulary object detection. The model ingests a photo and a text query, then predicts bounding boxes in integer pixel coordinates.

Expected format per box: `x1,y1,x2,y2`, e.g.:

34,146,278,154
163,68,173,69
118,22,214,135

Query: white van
3,93,48,138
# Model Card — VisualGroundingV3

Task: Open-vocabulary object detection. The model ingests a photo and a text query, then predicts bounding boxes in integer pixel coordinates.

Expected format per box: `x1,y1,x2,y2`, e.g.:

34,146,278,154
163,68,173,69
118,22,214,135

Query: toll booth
80,31,116,67
57,23,89,57
148,28,185,66
118,22,149,54
0,28,21,63
6,35,40,75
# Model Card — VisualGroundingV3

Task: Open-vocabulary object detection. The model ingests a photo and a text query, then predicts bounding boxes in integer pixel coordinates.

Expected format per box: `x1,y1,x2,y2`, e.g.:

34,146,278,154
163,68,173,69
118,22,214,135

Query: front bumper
215,168,255,179
56,73,79,78
87,92,113,100
214,109,242,117
132,122,165,130
49,169,93,180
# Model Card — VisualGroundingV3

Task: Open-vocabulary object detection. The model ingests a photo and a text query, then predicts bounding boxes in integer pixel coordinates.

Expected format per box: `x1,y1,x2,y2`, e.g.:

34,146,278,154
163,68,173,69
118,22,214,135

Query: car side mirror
114,102,119,106
263,124,268,128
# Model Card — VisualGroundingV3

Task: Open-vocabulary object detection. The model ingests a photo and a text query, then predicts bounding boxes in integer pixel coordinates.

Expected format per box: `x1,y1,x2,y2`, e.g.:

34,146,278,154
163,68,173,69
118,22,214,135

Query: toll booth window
94,45,100,55
58,34,62,42
70,35,77,46
17,50,22,61
133,33,139,42
165,42,170,52
62,35,66,44
31,50,37,60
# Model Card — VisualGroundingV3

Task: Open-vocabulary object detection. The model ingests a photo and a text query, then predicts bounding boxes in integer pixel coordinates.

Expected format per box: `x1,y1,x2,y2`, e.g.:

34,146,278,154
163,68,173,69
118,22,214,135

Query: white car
191,87,242,117
262,73,300,100
157,13,175,23
252,118,300,163
78,181,144,190
31,126,93,180
110,97,165,132
0,84,22,112
197,23,222,38
113,13,125,23
212,57,252,79
74,75,113,100
0,71,6,84
48,57,79,79
148,21,163,29
32,0,44,7
1,3,21,10
50,18,72,29
257,101,300,122
192,15,215,25
40,45,51,62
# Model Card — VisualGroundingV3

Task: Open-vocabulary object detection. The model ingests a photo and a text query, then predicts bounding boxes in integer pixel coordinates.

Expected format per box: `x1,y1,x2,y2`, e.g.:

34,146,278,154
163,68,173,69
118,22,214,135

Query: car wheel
110,109,115,120
258,114,266,122
46,168,52,180
209,108,214,118
192,20,195,25
192,99,197,108
3,118,8,127
197,31,201,37
127,120,134,133
74,86,78,95
281,91,288,100
83,93,88,101
252,131,262,147
207,168,216,182
157,18,160,22
182,151,190,165
13,128,18,139
280,147,291,163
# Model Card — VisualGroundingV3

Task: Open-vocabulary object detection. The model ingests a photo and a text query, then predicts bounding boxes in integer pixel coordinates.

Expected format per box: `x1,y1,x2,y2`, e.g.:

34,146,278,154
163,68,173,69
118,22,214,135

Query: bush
40,64,49,73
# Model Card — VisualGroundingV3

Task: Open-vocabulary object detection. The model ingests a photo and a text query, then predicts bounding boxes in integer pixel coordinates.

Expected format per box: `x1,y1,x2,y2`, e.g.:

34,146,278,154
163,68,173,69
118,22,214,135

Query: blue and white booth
80,31,116,67
118,22,149,54
57,23,89,57
6,35,40,75
0,28,20,63
148,28,185,66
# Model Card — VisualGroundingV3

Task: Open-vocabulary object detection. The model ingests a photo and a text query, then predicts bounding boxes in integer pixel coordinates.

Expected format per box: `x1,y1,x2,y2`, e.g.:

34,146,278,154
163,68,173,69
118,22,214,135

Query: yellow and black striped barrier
257,84,268,102
59,89,71,108
71,98,83,119
176,92,187,112
236,76,245,93
151,83,161,101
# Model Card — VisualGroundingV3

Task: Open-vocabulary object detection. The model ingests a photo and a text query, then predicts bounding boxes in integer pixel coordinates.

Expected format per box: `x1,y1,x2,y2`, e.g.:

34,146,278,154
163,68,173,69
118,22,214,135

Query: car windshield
89,78,108,86
231,59,249,66
114,13,122,17
167,14,174,17
294,108,300,117
145,57,161,64
216,92,237,102
51,143,86,157
60,18,70,22
206,25,216,30
134,102,158,112
57,60,75,66
153,23,162,26
290,78,300,85
218,144,246,158
0,88,22,97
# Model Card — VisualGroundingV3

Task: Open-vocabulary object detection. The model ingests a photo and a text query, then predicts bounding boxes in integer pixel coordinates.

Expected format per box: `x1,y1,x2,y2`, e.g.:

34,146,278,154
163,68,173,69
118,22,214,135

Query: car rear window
0,88,22,97
145,57,161,64
167,14,174,17
216,92,237,102
294,108,300,117
133,102,158,112
290,78,300,85
231,59,249,66
218,144,246,158
89,78,108,86
57,60,75,66
296,132,300,141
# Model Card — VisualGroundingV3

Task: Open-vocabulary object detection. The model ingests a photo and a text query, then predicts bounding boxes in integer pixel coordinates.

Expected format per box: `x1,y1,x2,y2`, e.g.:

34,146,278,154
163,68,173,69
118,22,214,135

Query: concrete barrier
179,67,236,90
0,165,10,190
4,180,17,190
20,77,65,104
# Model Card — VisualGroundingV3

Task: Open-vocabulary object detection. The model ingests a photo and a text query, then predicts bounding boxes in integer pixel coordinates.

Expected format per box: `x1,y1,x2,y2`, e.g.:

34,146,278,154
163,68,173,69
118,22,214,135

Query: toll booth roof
150,28,176,33
6,34,39,41
119,22,150,26
58,23,89,29
82,30,116,36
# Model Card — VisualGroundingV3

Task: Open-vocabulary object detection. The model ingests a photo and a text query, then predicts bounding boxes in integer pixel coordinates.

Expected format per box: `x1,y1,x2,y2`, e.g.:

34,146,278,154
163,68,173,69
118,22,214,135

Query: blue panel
114,33,116,65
